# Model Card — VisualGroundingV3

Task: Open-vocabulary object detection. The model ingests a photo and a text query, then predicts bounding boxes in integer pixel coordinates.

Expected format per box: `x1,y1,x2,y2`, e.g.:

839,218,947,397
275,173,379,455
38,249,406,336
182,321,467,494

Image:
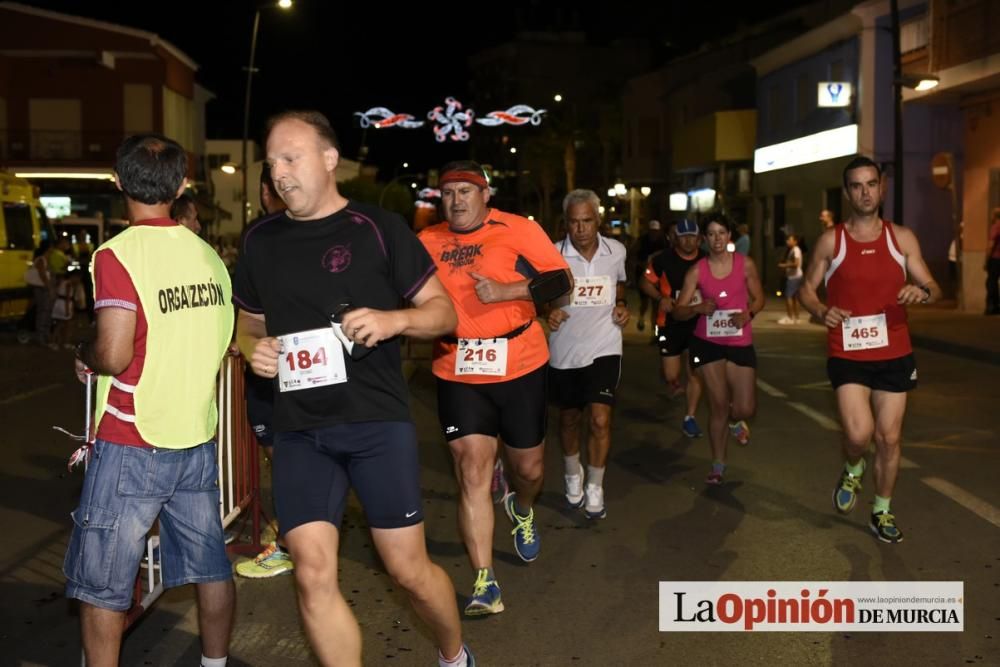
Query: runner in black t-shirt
639,219,706,438
233,110,473,667
629,220,667,332
236,167,297,579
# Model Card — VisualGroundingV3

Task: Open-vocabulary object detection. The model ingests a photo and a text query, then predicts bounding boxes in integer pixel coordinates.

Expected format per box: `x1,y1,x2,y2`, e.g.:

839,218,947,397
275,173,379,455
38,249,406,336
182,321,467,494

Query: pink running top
693,252,752,346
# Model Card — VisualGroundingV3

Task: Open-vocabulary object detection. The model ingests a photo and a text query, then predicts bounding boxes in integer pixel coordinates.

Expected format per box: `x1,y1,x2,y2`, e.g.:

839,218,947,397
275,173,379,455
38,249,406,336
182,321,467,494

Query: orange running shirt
643,259,671,328
419,209,569,383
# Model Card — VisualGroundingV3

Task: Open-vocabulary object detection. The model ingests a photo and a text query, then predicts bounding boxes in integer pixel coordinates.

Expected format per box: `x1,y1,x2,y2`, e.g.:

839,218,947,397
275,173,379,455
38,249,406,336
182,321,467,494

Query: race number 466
706,309,743,338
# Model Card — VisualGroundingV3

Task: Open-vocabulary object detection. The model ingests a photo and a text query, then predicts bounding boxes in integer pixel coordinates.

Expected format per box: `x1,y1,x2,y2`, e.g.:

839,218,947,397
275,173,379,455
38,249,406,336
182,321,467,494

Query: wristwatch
918,285,931,303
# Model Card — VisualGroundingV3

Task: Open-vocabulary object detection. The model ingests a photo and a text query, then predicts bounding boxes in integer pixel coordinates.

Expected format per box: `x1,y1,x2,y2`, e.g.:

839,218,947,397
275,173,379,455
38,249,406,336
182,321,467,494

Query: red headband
439,170,488,189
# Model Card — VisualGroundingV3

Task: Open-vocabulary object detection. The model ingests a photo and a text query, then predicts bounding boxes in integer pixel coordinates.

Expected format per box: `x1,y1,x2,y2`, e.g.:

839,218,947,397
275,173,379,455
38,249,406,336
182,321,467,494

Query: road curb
911,335,1000,366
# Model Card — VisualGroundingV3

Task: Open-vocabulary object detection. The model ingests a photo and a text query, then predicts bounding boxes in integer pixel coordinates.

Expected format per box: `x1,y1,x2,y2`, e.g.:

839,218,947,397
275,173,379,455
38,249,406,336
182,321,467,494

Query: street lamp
242,0,293,229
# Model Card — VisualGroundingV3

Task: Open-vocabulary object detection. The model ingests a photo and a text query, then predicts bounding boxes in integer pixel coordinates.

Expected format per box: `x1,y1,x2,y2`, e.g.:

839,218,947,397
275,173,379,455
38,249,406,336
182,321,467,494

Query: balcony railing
0,129,128,164
0,129,207,181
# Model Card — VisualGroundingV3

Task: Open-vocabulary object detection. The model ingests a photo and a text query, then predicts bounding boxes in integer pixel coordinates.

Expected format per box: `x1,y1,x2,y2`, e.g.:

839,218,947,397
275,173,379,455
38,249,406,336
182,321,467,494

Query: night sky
25,0,812,175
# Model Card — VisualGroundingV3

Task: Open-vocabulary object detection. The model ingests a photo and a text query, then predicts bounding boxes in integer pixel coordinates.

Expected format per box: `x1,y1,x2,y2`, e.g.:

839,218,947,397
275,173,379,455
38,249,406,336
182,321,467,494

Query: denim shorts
64,439,232,611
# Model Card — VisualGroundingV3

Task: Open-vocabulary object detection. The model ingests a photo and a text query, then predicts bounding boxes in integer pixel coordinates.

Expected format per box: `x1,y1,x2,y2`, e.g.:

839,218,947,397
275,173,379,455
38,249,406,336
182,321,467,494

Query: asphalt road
1,309,997,666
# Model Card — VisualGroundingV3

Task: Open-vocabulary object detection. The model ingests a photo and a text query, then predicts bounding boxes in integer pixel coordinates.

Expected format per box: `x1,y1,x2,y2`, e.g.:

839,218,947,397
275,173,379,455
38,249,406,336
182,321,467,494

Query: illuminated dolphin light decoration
354,107,425,129
354,96,546,142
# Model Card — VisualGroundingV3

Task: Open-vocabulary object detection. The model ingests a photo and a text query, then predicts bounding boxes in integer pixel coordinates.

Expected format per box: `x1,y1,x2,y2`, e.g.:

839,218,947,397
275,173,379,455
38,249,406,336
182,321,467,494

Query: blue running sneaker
503,493,540,562
464,569,503,616
681,415,702,438
870,511,904,543
833,460,865,514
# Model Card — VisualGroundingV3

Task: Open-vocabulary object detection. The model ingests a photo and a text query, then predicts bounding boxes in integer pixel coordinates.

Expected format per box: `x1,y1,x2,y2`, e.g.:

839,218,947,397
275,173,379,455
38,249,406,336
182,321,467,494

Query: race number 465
842,313,889,351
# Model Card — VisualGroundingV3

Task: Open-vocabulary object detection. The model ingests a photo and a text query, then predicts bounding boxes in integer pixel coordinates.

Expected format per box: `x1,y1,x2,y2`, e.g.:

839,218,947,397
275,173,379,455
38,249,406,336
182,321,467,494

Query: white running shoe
564,468,584,508
584,484,606,519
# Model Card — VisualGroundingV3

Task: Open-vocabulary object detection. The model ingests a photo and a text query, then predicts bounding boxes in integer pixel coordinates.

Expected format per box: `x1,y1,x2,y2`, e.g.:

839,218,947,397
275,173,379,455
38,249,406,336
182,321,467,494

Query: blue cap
675,219,699,236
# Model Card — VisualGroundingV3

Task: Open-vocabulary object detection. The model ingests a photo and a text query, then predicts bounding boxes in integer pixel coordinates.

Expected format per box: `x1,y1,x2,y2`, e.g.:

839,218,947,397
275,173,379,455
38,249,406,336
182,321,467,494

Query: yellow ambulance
0,172,52,320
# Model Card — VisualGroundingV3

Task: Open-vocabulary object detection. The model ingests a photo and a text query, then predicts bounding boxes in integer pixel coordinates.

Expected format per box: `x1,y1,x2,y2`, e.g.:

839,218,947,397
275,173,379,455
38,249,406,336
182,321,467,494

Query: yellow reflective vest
92,224,234,448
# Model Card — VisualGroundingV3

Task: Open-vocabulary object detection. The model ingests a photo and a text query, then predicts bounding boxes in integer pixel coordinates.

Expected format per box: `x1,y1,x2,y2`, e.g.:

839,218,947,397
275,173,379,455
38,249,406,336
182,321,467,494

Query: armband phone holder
528,270,571,306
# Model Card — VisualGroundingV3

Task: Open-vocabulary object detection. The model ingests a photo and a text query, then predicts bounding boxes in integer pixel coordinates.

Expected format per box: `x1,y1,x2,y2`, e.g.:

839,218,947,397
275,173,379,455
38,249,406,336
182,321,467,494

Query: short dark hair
170,192,196,220
264,110,340,151
842,156,881,189
700,212,733,236
115,134,188,205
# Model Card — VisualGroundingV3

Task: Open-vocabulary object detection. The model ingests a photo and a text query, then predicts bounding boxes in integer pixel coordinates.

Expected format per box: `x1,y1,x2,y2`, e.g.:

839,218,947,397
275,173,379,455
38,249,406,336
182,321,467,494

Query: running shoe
490,457,509,505
464,569,504,616
564,466,584,508
729,420,750,446
235,542,294,578
833,461,865,514
870,511,904,543
584,484,606,519
503,494,540,562
681,415,702,438
705,470,724,486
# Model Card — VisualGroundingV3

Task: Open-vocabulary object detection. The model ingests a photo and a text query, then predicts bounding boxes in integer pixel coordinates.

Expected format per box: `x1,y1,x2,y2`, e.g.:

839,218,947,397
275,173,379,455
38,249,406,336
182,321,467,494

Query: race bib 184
277,327,347,392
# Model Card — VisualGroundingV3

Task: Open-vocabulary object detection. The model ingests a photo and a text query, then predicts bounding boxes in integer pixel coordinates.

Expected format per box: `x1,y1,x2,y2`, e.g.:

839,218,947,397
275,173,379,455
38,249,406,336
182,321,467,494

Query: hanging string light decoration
354,97,546,142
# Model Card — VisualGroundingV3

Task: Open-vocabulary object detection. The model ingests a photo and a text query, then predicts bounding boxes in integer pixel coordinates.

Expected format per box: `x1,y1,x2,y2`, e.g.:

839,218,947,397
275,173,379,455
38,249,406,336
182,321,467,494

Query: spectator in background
777,234,803,325
629,219,666,332
734,223,751,256
221,237,239,272
986,208,1000,315
819,209,836,232
51,270,85,349
24,240,54,347
170,192,202,235
49,235,72,277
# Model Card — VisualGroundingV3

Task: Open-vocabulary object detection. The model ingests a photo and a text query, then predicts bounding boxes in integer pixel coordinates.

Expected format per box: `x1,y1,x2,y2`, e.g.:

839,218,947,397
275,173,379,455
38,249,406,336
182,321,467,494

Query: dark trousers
987,258,1000,314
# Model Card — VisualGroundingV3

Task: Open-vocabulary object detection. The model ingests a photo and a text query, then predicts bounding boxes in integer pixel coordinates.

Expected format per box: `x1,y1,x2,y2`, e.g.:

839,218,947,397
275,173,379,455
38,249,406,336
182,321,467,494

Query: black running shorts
272,421,424,532
548,355,622,409
688,336,757,369
827,354,917,392
658,320,696,358
436,364,547,449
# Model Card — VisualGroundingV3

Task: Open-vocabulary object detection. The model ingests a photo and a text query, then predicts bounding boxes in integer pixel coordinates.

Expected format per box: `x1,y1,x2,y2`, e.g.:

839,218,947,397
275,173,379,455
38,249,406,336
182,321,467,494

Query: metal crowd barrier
64,352,264,634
